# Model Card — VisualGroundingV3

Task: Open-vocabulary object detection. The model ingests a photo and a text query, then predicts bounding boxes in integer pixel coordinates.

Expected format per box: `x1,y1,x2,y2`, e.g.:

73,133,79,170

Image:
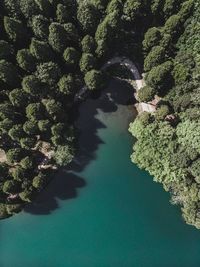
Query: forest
129,1,200,229
0,0,198,229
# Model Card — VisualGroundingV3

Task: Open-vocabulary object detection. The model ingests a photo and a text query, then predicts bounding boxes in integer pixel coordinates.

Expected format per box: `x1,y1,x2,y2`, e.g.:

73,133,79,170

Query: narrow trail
76,56,156,113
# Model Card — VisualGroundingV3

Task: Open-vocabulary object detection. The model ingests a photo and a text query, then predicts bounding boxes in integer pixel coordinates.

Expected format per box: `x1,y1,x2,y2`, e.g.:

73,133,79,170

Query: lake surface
1,80,200,267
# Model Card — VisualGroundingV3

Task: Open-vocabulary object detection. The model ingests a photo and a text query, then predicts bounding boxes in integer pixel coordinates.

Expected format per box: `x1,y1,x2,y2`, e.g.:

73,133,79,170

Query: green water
1,80,200,267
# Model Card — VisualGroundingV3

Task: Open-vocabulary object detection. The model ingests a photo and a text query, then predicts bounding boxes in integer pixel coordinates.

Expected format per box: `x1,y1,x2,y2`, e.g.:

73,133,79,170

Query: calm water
1,80,200,267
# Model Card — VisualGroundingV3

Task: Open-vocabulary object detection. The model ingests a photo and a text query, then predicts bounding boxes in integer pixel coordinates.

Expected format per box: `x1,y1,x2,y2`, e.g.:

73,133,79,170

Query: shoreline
76,56,156,114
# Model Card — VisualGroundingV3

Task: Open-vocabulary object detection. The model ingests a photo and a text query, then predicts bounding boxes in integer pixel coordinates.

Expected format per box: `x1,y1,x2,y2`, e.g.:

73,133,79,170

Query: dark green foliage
58,74,76,95
48,22,69,52
23,120,39,135
81,35,96,53
0,60,19,87
4,16,27,43
8,124,24,141
84,69,106,91
6,204,22,215
3,0,21,18
0,163,9,182
31,15,49,40
77,2,100,34
0,40,13,60
20,156,34,169
190,159,200,183
51,123,65,136
106,0,123,14
0,119,14,134
30,38,54,61
6,148,25,163
123,0,141,22
155,105,170,120
37,62,61,85
26,103,43,120
12,166,26,181
20,0,40,18
9,89,27,107
79,53,96,73
32,173,47,189
63,47,80,68
44,99,63,118
17,49,36,72
3,180,21,194
143,27,162,52
54,145,74,166
138,86,156,102
144,46,166,72
38,119,51,132
19,189,35,202
164,14,181,37
20,137,36,149
172,63,190,85
22,75,43,95
146,61,173,92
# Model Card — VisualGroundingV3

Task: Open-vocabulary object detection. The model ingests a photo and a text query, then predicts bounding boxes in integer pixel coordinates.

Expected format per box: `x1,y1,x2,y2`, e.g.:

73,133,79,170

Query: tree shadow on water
25,79,135,215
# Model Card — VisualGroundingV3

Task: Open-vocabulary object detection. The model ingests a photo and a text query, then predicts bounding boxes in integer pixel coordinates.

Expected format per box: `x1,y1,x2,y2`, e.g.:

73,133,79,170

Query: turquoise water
1,80,200,267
